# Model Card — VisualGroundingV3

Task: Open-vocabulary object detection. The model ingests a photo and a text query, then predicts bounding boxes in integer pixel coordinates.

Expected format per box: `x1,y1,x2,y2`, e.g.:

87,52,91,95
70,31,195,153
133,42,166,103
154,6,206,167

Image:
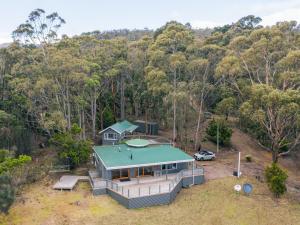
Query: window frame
104,132,118,140
161,163,177,170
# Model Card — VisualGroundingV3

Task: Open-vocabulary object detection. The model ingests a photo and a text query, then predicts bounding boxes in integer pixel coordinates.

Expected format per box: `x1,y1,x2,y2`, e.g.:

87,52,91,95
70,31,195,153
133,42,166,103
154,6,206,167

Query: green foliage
12,8,65,45
265,163,288,197
50,124,92,168
2,12,300,165
240,84,300,162
215,97,236,119
103,107,115,128
0,174,15,214
0,155,31,175
206,119,232,146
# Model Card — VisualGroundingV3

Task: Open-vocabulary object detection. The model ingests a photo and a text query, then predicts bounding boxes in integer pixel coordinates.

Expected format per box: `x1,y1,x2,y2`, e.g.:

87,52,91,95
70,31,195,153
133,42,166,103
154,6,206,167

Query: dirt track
196,128,300,200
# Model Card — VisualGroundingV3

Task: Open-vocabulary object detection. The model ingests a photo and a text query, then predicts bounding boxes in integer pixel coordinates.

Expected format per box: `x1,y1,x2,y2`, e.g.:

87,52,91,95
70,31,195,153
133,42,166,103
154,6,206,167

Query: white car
194,150,216,161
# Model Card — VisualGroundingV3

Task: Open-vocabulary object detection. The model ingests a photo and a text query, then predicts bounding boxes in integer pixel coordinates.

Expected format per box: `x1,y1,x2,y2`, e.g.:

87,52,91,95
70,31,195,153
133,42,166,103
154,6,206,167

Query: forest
1,9,300,170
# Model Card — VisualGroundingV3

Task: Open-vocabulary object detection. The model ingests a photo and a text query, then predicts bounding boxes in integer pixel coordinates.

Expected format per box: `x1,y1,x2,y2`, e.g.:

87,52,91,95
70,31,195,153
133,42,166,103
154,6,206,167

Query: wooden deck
106,168,204,198
53,175,89,190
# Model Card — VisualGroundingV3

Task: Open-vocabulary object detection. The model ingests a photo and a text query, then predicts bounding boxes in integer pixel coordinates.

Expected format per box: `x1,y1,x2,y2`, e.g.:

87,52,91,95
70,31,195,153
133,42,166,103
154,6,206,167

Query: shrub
265,163,288,197
0,155,31,175
245,155,252,162
50,124,92,168
0,174,15,214
206,119,232,146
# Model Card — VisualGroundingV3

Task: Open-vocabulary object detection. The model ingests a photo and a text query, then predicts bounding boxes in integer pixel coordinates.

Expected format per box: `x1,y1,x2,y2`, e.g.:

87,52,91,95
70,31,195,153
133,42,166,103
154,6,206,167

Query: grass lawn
1,176,300,225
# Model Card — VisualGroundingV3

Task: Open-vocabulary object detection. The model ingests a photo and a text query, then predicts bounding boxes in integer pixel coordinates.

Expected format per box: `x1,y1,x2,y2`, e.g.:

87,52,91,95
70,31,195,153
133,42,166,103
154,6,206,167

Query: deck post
169,183,171,192
166,168,168,180
138,168,140,184
122,186,124,195
139,187,140,196
128,189,130,198
159,184,161,193
149,186,151,195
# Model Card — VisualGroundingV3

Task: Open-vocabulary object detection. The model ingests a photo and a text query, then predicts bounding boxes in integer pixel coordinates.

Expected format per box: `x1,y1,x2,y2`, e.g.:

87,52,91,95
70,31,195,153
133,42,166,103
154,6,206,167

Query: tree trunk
272,146,279,163
91,92,97,140
82,109,86,140
194,94,204,151
134,100,139,118
173,70,177,143
78,106,82,139
120,75,125,120
66,80,71,130
100,105,104,131
184,103,188,151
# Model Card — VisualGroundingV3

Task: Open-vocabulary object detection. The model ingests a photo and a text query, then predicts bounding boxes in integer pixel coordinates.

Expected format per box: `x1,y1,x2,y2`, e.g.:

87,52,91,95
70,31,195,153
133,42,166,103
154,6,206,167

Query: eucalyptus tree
215,21,300,161
127,36,152,118
12,8,65,61
240,84,300,162
187,58,209,149
147,22,193,142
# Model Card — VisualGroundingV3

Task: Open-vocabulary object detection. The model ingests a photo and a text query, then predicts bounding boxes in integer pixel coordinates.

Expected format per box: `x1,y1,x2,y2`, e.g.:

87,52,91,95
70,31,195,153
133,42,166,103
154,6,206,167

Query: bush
206,119,232,146
50,124,92,168
265,163,288,197
0,155,31,175
245,155,252,162
0,174,15,214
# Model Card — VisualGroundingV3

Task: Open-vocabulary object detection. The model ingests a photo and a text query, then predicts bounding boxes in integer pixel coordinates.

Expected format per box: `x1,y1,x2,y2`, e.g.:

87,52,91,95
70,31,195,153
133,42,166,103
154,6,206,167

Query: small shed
134,120,159,135
99,120,138,145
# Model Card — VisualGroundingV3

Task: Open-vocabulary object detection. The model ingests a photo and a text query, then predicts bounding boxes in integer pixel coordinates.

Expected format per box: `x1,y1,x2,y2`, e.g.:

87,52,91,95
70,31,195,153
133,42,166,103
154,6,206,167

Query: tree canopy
0,9,299,163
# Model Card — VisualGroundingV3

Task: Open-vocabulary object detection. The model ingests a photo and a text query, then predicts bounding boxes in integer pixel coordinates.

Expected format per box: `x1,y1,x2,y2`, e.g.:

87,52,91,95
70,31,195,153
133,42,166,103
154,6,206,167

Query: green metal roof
125,139,150,147
100,120,138,134
94,144,194,170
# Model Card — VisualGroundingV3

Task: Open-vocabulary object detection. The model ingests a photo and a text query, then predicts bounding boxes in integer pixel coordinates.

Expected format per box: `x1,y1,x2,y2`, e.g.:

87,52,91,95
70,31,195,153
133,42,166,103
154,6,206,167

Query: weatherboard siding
101,128,121,145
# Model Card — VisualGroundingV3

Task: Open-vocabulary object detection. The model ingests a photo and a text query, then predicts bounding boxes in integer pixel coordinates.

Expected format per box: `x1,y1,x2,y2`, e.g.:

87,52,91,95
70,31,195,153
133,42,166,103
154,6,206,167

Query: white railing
106,167,204,198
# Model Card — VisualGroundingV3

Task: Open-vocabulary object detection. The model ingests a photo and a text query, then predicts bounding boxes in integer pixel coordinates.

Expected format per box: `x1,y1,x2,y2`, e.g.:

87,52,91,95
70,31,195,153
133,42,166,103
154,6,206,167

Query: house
89,139,204,208
99,120,138,145
134,120,159,135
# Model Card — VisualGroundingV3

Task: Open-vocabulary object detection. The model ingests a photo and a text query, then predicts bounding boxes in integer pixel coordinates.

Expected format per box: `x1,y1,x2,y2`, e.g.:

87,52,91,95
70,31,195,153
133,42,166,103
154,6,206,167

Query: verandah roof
94,144,194,170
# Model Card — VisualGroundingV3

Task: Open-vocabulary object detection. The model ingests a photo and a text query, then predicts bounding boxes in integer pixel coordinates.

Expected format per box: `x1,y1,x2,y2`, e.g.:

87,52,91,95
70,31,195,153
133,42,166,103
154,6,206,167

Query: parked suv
194,150,216,161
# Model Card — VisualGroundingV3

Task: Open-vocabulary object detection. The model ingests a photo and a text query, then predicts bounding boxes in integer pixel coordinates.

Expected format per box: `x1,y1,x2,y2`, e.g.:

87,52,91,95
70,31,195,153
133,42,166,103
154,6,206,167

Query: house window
104,133,118,140
161,163,177,170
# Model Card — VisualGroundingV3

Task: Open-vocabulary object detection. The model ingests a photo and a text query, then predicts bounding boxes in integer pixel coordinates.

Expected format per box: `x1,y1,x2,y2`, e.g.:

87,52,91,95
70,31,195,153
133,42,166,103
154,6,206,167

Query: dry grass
1,176,300,225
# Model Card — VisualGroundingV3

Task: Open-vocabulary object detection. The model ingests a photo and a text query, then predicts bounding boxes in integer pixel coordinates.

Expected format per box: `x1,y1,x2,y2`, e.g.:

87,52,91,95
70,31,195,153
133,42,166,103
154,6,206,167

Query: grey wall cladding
93,188,107,195
194,175,205,185
106,181,183,209
95,175,205,208
107,189,129,208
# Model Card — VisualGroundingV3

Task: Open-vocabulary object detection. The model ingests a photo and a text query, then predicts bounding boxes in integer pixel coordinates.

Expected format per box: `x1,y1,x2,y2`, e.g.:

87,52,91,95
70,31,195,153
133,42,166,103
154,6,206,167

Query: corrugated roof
99,120,138,134
94,144,194,170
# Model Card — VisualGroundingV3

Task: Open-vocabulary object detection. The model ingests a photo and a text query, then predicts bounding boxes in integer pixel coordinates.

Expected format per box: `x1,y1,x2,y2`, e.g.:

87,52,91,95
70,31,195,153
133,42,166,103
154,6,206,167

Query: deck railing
107,167,204,198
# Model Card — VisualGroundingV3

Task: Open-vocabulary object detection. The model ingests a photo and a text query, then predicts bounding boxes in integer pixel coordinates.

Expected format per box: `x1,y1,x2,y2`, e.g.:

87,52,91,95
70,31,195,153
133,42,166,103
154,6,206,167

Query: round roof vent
126,139,150,147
